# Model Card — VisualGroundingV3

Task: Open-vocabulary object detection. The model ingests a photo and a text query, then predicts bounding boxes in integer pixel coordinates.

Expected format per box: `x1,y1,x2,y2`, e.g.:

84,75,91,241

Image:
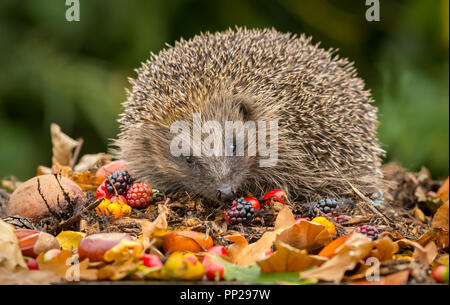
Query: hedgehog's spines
114,27,384,202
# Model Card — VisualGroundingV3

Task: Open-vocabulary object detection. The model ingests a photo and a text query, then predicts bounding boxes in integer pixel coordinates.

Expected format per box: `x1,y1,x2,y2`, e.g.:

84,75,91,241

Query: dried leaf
51,123,81,167
73,153,111,172
0,220,27,270
397,239,438,265
226,231,277,265
432,200,449,231
370,237,398,262
435,178,449,203
0,267,61,284
257,242,326,272
56,231,86,251
275,220,332,252
412,205,425,222
36,250,98,281
350,270,410,285
140,204,169,250
300,233,374,283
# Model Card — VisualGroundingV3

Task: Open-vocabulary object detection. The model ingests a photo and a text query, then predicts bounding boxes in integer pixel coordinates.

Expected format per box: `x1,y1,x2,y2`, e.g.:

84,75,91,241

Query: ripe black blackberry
311,198,341,215
106,171,133,195
225,198,255,225
356,225,379,240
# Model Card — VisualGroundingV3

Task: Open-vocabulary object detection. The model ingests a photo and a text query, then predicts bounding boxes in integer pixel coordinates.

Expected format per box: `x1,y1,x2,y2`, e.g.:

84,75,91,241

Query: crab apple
262,189,288,205
203,259,225,281
141,254,163,268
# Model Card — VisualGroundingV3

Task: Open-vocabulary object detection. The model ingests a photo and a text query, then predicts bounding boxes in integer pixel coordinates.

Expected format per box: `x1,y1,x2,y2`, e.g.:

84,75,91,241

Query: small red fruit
245,197,260,210
26,257,39,270
203,259,224,281
336,215,350,223
432,265,449,283
126,183,152,208
207,245,228,257
295,217,311,224
141,254,163,268
265,249,273,256
96,180,111,199
262,189,288,205
111,194,127,205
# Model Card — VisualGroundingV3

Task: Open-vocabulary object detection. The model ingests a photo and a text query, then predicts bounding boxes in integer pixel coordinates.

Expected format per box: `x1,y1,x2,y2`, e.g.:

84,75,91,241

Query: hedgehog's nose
217,185,234,201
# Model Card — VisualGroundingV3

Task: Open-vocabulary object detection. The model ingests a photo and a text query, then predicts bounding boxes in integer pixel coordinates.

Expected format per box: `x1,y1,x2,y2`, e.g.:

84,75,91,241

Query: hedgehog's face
161,94,257,202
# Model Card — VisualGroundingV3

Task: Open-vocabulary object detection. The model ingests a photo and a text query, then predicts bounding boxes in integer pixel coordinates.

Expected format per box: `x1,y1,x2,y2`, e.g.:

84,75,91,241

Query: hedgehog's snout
216,184,235,201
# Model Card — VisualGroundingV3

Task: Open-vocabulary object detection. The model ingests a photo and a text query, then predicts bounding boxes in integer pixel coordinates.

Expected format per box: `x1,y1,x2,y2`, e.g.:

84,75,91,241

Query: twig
37,177,61,220
54,197,103,232
349,182,392,226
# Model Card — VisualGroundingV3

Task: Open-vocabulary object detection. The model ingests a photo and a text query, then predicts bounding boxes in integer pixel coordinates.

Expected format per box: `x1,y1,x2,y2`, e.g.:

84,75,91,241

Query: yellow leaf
56,231,86,251
103,239,144,264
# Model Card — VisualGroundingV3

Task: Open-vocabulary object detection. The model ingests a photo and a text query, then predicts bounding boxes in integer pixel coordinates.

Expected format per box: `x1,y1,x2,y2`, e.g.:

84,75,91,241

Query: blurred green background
0,0,448,181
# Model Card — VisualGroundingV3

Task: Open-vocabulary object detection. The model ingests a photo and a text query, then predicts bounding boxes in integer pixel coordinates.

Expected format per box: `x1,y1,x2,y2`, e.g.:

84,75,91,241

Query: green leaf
210,255,316,285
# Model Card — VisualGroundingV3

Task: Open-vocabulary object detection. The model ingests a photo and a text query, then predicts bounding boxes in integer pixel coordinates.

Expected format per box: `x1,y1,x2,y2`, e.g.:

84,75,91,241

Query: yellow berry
121,204,132,216
107,202,123,219
311,216,336,235
96,199,111,216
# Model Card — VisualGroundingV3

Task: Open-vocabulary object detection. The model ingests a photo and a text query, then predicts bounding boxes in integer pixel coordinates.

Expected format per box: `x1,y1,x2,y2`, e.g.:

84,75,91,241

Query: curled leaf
257,242,326,272
56,231,86,251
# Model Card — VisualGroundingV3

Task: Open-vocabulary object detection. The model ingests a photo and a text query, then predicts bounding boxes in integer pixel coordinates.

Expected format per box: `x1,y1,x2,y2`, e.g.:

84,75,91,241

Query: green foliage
211,255,316,284
0,0,448,180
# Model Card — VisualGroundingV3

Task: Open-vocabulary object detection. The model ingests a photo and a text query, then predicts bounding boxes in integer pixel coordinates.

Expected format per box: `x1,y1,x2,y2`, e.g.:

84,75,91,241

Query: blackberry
105,171,133,195
224,197,255,225
356,225,379,240
311,198,347,215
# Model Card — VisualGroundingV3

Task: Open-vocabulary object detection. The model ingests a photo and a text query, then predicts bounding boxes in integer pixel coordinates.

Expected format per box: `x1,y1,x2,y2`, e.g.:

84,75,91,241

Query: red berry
262,189,288,205
336,215,350,223
245,197,260,210
26,258,39,270
207,245,228,257
125,183,152,208
96,180,111,199
111,194,127,205
203,259,224,281
295,217,311,224
356,225,379,240
265,249,274,256
140,254,163,268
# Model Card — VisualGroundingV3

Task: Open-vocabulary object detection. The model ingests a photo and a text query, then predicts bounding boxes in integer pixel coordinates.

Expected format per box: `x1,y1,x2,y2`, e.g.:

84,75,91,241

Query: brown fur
113,28,384,202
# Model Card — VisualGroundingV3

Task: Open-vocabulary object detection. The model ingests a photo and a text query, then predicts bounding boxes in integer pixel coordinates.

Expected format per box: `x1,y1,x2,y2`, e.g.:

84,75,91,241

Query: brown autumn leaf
275,220,332,252
226,206,296,265
350,270,410,285
396,239,438,266
435,177,449,203
257,242,326,272
432,200,449,231
73,153,111,172
97,258,139,281
140,204,169,250
300,233,374,283
0,267,61,284
36,250,98,281
51,123,81,167
412,205,425,222
370,237,399,262
226,232,277,266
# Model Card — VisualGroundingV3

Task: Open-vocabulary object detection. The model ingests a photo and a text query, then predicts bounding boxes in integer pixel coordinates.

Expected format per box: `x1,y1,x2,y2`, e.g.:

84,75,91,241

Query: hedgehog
113,27,385,203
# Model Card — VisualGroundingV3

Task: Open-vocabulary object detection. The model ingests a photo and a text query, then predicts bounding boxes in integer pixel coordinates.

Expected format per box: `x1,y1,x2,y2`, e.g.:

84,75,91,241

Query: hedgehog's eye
185,156,195,166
